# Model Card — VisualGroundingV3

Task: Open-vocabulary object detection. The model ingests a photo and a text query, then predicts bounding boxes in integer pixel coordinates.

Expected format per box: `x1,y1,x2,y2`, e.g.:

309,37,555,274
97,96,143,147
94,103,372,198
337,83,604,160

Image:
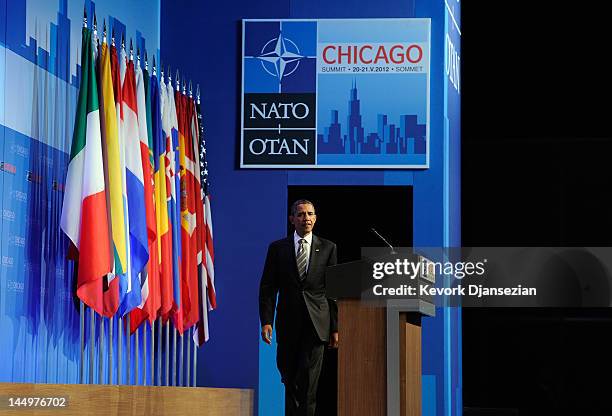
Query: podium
326,260,435,416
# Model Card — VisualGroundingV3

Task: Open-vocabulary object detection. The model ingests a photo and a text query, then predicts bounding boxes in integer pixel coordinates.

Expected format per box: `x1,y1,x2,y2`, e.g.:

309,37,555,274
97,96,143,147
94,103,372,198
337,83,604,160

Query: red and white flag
194,97,215,346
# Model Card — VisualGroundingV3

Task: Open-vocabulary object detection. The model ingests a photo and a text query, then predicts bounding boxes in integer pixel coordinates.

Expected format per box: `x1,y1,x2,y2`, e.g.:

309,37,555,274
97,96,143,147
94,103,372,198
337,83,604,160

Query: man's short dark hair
290,199,316,216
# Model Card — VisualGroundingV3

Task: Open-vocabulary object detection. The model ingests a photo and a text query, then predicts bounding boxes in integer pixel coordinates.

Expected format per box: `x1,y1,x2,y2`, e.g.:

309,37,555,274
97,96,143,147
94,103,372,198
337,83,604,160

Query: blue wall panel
0,0,161,386
290,0,415,19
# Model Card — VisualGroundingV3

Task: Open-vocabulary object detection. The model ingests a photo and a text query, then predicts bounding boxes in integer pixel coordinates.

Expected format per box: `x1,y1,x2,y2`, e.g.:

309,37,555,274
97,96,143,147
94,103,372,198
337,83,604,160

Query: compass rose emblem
256,33,305,81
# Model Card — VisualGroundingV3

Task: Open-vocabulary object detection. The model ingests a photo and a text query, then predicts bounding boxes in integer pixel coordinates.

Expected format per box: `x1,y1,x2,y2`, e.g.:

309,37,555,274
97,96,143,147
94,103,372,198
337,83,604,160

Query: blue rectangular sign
241,19,431,169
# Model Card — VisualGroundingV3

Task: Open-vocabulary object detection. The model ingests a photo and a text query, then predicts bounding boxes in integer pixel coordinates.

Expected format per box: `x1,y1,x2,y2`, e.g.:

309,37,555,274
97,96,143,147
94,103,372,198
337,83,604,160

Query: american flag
194,87,216,346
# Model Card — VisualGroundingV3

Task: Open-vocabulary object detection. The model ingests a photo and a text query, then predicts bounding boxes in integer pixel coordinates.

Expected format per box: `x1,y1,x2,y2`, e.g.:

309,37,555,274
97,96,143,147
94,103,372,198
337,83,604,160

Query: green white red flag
60,26,112,316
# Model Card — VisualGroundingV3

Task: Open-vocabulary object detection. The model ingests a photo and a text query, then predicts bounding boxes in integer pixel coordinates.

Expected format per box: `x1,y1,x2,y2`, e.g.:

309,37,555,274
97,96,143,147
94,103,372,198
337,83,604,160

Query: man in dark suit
259,199,339,416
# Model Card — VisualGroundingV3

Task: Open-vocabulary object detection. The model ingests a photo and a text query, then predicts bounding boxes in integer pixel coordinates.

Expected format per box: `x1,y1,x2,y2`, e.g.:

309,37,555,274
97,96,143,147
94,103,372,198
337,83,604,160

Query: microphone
370,227,397,255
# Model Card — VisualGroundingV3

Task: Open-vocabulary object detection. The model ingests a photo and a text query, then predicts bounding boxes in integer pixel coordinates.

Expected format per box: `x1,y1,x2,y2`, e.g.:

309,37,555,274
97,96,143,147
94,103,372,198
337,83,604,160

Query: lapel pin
315,248,320,252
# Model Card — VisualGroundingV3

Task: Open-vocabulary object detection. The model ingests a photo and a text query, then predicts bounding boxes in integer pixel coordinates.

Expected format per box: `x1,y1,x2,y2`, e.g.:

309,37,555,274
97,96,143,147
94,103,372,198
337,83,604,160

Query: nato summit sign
241,19,430,169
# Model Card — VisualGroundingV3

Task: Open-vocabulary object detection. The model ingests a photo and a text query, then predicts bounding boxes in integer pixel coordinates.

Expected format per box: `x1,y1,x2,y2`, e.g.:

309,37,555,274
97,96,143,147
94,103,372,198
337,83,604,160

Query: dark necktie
296,238,308,280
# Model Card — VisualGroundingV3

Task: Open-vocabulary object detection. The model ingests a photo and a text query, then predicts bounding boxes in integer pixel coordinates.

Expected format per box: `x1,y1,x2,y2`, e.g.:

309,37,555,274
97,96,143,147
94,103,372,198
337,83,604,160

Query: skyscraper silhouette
346,79,365,153
317,80,426,156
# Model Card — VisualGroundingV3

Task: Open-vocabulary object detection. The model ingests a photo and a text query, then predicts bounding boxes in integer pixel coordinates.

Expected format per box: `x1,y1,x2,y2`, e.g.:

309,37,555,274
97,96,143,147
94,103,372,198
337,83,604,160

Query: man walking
259,199,339,416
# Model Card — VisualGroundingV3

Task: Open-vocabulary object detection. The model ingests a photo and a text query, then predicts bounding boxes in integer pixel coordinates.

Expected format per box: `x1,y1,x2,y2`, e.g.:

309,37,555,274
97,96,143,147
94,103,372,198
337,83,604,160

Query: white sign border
240,18,431,170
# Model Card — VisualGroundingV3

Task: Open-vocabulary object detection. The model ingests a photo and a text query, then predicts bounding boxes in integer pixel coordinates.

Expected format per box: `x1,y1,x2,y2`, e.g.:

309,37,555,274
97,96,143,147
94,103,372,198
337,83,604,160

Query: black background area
287,185,413,416
287,185,413,263
463,1,612,415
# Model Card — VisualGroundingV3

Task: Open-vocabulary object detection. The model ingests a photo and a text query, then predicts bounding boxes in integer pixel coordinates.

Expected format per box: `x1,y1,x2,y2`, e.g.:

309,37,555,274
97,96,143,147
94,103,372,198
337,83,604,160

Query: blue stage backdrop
162,0,461,415
0,0,160,384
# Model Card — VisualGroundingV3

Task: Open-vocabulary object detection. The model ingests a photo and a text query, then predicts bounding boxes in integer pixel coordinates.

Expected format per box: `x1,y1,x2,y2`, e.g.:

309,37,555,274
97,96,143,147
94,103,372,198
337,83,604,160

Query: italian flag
60,27,112,316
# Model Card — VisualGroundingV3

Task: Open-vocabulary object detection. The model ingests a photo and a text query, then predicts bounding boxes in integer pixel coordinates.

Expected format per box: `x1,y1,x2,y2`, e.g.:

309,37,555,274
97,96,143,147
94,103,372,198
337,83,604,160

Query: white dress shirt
294,231,313,273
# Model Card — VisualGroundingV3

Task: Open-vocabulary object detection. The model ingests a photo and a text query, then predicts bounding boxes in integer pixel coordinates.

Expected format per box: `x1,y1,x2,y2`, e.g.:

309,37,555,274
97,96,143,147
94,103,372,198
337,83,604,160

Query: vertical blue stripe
443,12,452,416
423,374,437,416
258,329,284,416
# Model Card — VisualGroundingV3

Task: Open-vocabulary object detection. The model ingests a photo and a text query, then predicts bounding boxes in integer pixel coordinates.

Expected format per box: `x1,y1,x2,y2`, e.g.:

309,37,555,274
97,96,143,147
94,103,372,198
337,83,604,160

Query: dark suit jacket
259,235,338,344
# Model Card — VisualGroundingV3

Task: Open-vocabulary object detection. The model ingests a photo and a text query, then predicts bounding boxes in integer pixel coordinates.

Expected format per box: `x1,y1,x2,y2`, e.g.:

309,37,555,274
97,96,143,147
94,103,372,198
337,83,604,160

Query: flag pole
148,321,153,386
144,56,157,386
91,14,103,386
136,45,142,387
109,317,114,384
173,67,179,388
157,318,162,386
78,9,87,388
118,316,123,384
135,325,139,385
143,323,147,385
99,315,104,384
89,307,95,384
185,76,194,390
118,25,126,380
172,326,177,386
165,321,170,386
152,320,156,385
194,86,201,388
104,17,115,385
186,327,191,386
80,300,84,384
127,315,131,384
192,329,197,387
179,332,184,386
179,74,186,387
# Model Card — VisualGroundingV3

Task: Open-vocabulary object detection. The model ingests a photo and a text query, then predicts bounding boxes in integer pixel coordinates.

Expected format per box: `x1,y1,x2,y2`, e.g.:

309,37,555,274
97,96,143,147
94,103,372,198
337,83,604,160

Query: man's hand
261,324,273,345
328,331,339,349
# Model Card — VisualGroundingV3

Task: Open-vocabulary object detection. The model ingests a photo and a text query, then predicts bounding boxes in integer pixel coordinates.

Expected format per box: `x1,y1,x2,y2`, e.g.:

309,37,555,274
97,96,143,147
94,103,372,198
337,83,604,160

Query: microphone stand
370,227,397,255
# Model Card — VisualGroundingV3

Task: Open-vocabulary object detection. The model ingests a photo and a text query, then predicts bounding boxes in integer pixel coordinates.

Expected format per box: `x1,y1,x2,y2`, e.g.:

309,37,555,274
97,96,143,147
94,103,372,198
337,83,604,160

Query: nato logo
243,21,316,93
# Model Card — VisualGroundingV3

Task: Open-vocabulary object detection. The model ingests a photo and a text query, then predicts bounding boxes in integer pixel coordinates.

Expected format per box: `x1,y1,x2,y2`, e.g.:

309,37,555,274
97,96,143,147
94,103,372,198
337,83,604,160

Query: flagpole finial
144,51,148,71
196,84,201,104
129,39,134,61
83,7,87,28
92,14,98,48
175,70,180,90
182,79,187,95
111,28,115,47
152,56,157,76
102,19,107,44
121,33,125,49
92,14,98,51
189,81,193,99
160,62,164,80
137,47,141,67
